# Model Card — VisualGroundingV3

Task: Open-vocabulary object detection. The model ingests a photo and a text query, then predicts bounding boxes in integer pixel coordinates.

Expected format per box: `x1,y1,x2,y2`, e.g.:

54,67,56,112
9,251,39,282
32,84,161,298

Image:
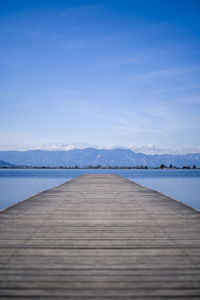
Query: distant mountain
0,160,17,167
0,148,199,168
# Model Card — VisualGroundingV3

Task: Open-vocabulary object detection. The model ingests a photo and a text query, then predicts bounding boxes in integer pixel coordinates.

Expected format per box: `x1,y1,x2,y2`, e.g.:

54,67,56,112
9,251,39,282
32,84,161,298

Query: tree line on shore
0,164,198,169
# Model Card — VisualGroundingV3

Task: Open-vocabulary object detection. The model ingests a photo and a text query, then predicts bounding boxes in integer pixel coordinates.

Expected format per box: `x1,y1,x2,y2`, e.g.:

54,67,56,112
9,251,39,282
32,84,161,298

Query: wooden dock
0,174,200,299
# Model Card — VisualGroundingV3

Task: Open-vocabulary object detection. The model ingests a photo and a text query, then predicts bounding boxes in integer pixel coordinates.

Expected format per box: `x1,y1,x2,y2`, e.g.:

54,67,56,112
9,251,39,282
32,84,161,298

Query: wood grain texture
0,174,200,299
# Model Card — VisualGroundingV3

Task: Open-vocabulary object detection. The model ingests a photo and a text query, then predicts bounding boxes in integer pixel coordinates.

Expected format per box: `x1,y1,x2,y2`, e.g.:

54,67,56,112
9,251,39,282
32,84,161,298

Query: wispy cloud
1,141,200,155
129,66,200,83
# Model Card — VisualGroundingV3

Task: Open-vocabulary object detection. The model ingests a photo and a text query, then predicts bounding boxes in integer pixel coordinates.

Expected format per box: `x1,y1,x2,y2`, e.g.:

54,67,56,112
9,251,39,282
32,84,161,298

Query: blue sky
0,0,200,153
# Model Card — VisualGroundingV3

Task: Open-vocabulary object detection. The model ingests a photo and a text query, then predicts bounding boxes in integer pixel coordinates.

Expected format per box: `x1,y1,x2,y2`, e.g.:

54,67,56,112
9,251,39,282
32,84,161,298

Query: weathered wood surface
0,174,200,299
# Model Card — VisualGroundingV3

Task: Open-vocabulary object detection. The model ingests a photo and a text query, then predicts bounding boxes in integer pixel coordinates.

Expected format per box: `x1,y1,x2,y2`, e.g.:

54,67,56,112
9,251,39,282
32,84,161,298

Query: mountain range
0,160,17,167
0,148,199,168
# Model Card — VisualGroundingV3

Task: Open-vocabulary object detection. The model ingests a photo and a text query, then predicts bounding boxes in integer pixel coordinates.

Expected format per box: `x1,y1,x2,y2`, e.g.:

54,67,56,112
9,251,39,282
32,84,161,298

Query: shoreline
0,166,199,170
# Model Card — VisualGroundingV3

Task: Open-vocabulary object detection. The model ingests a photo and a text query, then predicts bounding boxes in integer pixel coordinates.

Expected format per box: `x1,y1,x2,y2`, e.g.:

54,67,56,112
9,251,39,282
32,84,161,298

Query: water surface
0,169,200,211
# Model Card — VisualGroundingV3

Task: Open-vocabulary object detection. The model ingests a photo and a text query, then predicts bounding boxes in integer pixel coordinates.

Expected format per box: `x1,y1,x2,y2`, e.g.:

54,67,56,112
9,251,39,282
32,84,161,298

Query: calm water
0,169,200,211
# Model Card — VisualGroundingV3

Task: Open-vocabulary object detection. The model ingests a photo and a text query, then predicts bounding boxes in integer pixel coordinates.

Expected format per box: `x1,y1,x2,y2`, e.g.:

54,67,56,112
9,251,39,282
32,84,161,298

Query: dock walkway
0,174,200,299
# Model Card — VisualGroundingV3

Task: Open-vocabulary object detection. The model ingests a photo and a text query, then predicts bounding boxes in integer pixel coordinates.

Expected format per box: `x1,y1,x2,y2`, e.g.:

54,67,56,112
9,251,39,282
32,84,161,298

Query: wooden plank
0,174,200,299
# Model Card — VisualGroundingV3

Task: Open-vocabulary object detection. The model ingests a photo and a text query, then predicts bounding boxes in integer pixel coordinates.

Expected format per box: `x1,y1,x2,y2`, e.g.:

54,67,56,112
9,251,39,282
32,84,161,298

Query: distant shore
0,165,199,170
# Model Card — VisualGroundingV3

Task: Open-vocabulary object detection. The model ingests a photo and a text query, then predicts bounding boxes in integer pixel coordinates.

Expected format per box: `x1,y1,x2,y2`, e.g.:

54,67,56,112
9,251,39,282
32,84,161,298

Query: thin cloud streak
1,142,200,155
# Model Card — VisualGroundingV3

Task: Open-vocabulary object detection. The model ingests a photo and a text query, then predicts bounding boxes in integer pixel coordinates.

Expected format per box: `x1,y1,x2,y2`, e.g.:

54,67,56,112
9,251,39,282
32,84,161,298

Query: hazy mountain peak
0,148,199,168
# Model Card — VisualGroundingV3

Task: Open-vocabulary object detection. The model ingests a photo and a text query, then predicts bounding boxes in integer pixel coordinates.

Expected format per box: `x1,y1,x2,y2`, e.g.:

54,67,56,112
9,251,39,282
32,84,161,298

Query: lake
0,169,200,211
